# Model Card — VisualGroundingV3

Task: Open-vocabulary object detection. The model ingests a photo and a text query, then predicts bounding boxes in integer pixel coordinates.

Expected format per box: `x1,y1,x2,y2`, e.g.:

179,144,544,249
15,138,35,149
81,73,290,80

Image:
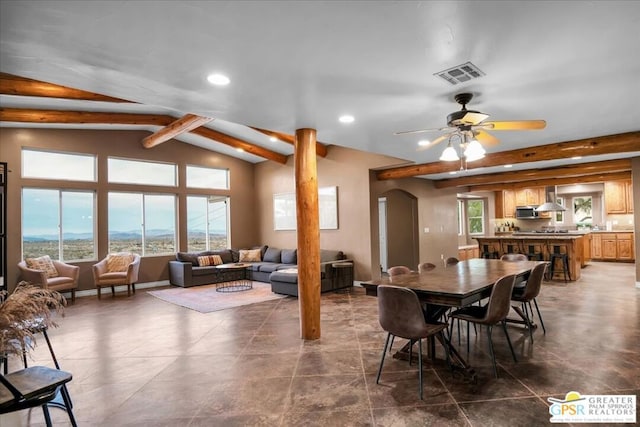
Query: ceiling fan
395,93,546,153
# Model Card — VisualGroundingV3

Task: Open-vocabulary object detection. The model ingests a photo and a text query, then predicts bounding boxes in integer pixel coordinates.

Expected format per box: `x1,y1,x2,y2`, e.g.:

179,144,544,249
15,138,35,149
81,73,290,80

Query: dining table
361,258,546,382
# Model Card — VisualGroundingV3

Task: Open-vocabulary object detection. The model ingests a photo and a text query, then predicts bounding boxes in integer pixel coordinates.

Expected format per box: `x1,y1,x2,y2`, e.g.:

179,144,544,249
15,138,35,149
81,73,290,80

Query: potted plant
0,281,66,358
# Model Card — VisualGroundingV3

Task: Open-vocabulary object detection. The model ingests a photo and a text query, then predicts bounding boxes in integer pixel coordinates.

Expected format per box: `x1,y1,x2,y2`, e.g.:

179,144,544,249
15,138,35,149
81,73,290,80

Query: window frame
186,195,230,252
186,165,229,190
466,199,485,235
107,157,177,187
22,148,96,182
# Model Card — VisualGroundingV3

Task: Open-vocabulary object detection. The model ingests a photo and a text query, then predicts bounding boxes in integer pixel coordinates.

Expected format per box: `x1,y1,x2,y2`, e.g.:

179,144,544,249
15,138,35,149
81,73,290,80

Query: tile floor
2,261,638,426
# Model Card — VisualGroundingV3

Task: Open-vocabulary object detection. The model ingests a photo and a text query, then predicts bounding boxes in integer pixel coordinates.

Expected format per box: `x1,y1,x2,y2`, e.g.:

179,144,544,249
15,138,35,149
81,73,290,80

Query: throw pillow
239,248,262,262
25,255,59,278
197,254,223,266
106,253,135,272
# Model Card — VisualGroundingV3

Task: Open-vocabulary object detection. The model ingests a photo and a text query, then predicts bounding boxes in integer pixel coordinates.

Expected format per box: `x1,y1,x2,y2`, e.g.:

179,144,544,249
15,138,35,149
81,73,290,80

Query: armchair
92,253,141,299
18,258,79,303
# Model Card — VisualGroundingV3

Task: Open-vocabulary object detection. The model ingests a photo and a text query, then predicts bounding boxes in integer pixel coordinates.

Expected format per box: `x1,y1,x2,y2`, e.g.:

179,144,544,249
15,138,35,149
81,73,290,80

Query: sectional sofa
168,246,353,296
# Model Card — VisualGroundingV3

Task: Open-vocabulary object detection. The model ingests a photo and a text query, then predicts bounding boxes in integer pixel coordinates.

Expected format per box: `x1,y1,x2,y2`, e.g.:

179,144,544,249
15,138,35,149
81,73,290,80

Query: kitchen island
473,233,586,281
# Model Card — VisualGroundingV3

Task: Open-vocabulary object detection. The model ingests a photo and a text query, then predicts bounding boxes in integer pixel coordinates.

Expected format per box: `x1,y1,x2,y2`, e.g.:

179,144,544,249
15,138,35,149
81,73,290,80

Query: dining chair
0,366,77,427
445,257,459,267
448,274,518,378
511,262,547,341
417,262,436,273
376,285,450,400
500,253,528,262
387,266,411,278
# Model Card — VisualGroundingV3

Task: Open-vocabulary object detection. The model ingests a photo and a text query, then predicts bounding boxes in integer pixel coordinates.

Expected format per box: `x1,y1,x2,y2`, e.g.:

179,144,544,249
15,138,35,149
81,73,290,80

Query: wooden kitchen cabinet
591,232,635,262
582,233,592,266
591,233,602,259
616,233,634,261
515,188,540,206
605,180,633,214
495,190,516,218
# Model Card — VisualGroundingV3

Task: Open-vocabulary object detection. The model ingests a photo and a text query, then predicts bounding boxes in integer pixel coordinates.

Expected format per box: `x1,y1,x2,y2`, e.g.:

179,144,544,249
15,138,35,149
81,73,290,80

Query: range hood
536,186,566,212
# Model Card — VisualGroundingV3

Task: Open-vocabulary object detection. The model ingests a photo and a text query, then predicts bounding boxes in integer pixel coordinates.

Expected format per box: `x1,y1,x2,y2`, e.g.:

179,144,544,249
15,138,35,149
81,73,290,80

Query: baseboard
65,280,171,299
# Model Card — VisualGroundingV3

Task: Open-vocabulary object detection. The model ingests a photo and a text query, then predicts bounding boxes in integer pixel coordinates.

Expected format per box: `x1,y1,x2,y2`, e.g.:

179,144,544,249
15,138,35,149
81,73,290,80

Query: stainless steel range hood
535,186,566,212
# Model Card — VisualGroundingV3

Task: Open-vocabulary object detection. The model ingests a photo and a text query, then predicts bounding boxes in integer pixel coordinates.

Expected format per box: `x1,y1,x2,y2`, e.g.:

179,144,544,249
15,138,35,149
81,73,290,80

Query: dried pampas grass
0,281,66,357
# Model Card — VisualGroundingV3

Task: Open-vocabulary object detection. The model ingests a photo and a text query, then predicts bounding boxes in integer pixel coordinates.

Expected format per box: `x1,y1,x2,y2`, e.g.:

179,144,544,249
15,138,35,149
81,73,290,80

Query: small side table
215,263,253,292
332,262,354,292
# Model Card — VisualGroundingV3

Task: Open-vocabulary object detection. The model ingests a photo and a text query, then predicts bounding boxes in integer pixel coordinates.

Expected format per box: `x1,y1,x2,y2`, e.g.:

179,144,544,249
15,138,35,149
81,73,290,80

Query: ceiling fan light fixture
440,143,459,161
463,139,486,161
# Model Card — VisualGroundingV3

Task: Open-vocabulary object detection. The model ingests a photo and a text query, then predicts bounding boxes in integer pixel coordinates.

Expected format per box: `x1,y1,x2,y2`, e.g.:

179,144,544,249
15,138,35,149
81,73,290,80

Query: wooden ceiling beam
0,108,287,163
191,126,288,164
142,114,213,148
434,159,632,189
0,107,173,125
0,72,133,103
469,171,632,192
375,131,640,180
250,126,328,157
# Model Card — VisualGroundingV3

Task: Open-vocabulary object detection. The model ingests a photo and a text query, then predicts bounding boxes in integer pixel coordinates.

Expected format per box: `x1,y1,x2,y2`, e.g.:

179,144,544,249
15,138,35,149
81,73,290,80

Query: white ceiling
1,1,639,178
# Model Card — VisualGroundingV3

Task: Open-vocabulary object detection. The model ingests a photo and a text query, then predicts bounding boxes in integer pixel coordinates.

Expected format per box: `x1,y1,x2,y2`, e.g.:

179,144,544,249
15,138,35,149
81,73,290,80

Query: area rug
147,281,287,313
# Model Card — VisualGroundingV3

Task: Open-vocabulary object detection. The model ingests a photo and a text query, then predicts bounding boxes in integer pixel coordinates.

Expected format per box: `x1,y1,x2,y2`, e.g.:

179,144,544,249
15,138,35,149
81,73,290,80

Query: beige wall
0,128,258,291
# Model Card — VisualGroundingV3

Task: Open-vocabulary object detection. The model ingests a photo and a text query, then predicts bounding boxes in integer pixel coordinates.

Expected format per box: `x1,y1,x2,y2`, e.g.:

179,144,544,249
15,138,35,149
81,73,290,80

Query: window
187,195,229,251
108,192,176,255
467,199,485,235
22,188,95,261
108,158,177,186
573,196,593,225
22,149,96,181
186,165,229,189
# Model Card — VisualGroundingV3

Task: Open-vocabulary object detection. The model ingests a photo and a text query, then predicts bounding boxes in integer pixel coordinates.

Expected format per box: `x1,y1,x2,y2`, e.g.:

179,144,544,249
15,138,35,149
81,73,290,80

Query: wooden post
295,128,321,340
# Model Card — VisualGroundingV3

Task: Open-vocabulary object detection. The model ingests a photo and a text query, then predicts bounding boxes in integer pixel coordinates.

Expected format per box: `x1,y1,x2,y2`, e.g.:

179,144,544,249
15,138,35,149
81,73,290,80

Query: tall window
457,199,464,235
467,199,485,234
186,165,229,189
108,158,177,186
22,189,95,261
22,148,96,181
108,192,176,255
187,196,229,251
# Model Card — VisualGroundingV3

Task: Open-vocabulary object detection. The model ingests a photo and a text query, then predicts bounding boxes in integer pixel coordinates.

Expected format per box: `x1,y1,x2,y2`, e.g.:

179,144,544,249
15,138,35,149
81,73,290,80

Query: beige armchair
17,259,79,303
92,253,141,299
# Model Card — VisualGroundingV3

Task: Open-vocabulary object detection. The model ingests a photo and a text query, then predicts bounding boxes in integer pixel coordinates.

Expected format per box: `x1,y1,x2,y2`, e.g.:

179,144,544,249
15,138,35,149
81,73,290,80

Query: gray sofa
168,246,353,296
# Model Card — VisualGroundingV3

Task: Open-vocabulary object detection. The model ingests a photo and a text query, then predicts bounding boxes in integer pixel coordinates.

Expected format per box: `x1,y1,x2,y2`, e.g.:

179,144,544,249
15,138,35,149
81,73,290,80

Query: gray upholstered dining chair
445,257,459,267
387,265,411,277
417,262,436,273
376,285,450,400
448,274,518,378
500,253,528,262
511,262,547,341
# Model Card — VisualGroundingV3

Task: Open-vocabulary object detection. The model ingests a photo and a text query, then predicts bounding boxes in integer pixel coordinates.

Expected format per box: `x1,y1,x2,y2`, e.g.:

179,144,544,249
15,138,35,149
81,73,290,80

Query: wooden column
295,128,321,340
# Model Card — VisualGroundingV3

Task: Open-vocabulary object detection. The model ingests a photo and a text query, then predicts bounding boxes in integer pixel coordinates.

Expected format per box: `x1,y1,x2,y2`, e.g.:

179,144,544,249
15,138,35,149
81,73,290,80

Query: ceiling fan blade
481,120,546,131
416,134,449,151
474,130,500,146
394,126,454,136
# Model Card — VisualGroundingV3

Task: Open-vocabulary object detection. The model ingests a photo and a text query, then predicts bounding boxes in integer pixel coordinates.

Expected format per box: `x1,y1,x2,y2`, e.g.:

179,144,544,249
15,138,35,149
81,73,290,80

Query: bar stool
481,244,499,259
525,245,543,261
548,245,571,283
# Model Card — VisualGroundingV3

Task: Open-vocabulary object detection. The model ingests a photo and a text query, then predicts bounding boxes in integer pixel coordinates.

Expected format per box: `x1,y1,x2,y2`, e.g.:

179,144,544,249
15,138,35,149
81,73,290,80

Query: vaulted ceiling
1,1,639,188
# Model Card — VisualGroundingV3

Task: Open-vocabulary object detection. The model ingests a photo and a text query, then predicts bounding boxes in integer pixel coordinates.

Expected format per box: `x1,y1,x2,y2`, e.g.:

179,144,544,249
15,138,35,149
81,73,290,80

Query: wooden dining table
361,258,546,381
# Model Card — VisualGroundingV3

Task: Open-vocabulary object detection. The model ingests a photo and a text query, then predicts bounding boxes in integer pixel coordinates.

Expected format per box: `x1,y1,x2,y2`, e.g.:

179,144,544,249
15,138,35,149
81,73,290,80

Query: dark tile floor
2,261,638,426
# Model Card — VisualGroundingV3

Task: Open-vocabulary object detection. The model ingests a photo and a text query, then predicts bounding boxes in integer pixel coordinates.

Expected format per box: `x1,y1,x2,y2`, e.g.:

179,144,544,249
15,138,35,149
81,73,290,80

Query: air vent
434,62,485,85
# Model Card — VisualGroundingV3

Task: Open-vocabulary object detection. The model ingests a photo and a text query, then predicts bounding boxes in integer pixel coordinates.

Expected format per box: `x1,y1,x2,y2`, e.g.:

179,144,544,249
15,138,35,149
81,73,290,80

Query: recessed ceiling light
418,139,430,146
449,171,457,175
236,148,244,152
571,156,582,160
269,136,278,142
504,164,513,168
207,73,230,86
338,115,354,123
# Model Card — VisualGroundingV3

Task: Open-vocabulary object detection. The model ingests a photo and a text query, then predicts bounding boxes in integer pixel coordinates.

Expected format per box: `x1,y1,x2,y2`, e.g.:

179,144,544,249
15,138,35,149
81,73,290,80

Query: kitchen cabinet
605,180,633,214
591,233,602,259
458,245,479,261
495,190,516,218
582,233,592,266
515,188,541,206
590,232,635,262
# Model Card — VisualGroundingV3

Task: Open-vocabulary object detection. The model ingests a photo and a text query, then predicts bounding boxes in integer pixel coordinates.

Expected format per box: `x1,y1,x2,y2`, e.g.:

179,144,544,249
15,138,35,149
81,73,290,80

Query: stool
525,245,543,261
481,244,499,259
548,246,571,283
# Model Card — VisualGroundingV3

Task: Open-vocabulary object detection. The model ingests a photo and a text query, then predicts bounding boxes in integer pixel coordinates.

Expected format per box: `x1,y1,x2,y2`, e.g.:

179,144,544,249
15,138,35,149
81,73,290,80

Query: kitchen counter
473,235,586,281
